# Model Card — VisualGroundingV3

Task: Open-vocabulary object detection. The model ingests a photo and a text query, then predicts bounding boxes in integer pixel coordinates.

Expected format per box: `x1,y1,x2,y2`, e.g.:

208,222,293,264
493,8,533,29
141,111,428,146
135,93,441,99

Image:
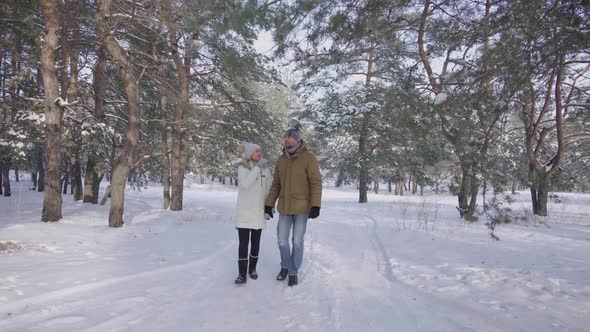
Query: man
265,124,322,286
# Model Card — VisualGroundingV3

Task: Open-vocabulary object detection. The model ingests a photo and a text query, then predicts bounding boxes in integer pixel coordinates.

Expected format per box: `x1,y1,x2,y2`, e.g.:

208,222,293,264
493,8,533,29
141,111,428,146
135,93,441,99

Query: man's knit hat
237,142,261,160
284,123,302,142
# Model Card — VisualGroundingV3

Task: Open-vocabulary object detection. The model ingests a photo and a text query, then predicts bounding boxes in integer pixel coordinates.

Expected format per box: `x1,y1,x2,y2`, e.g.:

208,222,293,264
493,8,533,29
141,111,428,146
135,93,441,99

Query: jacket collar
238,158,255,170
283,141,308,159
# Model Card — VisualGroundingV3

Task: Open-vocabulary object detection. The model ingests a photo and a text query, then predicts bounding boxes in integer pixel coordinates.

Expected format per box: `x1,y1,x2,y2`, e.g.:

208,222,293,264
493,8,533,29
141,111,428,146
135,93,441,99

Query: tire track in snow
0,242,234,330
364,215,395,283
274,226,344,332
356,209,524,331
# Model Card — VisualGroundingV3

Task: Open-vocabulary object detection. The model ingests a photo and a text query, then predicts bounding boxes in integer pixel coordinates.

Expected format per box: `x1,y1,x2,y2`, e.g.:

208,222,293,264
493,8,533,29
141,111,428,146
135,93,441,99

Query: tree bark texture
41,0,63,222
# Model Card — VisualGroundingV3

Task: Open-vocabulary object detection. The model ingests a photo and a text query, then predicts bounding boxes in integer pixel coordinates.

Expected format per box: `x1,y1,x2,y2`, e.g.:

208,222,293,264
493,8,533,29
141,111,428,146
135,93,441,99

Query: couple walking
234,124,322,287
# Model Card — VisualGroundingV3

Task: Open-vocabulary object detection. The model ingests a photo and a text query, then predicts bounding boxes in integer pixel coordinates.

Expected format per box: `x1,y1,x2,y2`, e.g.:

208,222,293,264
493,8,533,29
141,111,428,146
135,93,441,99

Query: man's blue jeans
277,213,308,275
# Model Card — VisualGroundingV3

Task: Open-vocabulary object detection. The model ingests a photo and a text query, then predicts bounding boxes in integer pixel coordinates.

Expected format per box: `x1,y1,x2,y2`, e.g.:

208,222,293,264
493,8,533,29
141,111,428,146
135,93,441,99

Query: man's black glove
309,206,320,219
264,206,274,219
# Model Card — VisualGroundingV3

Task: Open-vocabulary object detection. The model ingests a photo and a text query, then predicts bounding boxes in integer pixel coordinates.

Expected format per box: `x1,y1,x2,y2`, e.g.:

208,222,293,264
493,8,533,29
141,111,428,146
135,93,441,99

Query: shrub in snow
549,193,562,204
484,194,524,225
0,241,22,254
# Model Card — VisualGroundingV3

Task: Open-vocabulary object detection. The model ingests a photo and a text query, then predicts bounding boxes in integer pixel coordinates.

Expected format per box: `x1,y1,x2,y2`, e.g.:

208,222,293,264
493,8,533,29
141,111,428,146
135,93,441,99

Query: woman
234,142,271,284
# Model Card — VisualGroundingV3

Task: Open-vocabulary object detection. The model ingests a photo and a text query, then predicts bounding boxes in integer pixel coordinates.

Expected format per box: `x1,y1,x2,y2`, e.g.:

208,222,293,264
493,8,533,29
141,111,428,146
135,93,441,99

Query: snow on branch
190,100,254,108
54,97,78,108
563,103,590,108
106,13,133,20
565,132,590,144
434,93,448,105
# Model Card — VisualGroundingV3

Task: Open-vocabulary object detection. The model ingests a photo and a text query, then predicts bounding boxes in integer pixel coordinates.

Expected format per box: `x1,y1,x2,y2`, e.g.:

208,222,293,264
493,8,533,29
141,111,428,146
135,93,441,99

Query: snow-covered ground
1,177,589,332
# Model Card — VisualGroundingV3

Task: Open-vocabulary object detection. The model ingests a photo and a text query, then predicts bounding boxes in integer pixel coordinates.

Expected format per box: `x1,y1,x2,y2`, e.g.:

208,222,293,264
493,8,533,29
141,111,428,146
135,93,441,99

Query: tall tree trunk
358,116,369,203
156,51,171,210
335,170,344,187
68,3,83,201
32,171,38,190
511,175,517,195
1,160,10,197
36,146,45,192
167,24,190,211
70,153,82,199
83,157,99,203
467,174,479,221
529,169,549,216
40,0,63,222
11,36,20,122
530,187,539,215
161,122,171,210
84,40,107,203
0,164,3,196
97,0,141,227
536,175,549,217
458,168,470,218
358,37,375,204
0,37,4,123
62,155,70,194
169,69,187,206
397,168,406,196
94,173,105,204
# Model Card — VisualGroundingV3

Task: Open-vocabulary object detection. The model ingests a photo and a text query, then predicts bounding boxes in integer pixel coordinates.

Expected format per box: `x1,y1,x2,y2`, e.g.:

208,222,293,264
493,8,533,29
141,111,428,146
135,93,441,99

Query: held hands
256,158,268,168
264,206,274,219
309,206,320,219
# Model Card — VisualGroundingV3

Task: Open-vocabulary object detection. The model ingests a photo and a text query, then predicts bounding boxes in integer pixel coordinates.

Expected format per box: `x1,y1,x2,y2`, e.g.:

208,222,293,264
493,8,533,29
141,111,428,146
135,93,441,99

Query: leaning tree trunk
40,0,63,222
419,0,485,220
97,0,141,227
523,55,566,217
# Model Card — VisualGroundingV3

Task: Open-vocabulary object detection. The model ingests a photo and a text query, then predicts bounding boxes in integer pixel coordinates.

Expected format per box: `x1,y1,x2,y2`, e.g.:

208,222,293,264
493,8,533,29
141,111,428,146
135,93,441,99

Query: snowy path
1,182,589,331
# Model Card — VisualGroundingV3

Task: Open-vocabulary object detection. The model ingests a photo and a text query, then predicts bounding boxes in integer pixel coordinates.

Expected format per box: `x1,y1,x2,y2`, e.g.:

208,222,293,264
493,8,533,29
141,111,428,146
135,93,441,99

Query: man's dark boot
276,267,288,281
248,255,259,280
235,259,248,284
288,275,298,286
